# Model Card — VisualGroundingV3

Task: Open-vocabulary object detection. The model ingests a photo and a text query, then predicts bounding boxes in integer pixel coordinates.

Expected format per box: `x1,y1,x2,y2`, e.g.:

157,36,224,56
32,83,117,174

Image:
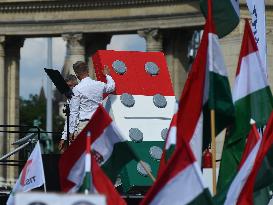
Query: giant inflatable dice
92,50,176,193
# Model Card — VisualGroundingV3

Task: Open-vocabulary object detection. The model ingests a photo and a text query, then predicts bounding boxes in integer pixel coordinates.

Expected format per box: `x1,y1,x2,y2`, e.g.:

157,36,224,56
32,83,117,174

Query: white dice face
104,94,176,141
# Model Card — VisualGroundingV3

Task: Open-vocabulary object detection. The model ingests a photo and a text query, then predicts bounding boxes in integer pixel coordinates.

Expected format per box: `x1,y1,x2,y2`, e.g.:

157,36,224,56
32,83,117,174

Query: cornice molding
0,12,204,35
0,0,203,35
0,0,193,12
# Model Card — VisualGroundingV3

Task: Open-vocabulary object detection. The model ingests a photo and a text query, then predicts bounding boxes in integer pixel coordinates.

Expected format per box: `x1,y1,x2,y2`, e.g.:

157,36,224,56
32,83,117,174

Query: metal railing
0,125,61,167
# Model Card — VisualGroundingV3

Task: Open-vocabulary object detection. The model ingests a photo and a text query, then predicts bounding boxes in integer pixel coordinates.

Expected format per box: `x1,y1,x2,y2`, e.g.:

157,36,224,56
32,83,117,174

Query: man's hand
103,65,110,76
69,133,75,144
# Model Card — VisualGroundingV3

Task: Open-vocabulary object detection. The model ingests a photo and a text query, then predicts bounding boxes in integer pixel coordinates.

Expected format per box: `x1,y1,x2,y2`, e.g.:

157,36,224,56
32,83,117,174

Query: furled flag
59,105,137,204
170,0,234,164
213,120,262,204
200,0,240,38
217,19,273,192
236,110,273,204
7,142,45,205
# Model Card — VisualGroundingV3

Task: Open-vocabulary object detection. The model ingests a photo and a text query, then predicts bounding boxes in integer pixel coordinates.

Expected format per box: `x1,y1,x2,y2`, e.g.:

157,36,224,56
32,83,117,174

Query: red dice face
92,50,174,96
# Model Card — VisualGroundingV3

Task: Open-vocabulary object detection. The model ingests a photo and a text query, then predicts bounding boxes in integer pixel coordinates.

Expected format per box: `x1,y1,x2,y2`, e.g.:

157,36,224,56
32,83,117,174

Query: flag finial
250,119,256,125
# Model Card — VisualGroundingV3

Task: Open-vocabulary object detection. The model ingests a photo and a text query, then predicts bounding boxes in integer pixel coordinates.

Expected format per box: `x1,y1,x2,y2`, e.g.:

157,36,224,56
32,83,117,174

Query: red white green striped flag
144,101,214,204
236,111,273,204
178,0,234,164
158,0,234,172
157,113,177,177
141,137,214,205
79,131,92,194
59,105,136,205
217,19,273,192
214,120,262,204
142,4,232,199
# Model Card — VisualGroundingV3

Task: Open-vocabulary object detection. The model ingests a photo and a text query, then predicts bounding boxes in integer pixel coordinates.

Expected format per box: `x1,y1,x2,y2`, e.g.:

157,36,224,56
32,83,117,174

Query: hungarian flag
157,113,177,177
200,0,240,38
141,129,213,204
236,110,273,204
59,105,136,204
217,19,273,192
80,154,126,205
79,131,92,193
7,142,45,205
158,0,234,168
171,0,234,164
214,121,262,204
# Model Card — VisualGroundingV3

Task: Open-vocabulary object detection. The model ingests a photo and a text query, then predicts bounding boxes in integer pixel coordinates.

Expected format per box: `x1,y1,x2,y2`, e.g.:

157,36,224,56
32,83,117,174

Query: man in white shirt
69,61,115,143
58,74,78,153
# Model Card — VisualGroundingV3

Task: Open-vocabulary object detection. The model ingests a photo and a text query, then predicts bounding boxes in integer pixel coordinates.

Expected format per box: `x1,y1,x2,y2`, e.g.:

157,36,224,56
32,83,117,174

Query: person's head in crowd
65,74,78,88
73,61,89,80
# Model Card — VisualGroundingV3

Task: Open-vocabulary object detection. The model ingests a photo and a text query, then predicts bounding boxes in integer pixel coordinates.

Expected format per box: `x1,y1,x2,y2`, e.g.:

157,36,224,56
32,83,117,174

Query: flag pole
140,160,156,182
210,110,217,195
85,131,92,194
43,182,47,193
39,141,47,193
207,0,217,195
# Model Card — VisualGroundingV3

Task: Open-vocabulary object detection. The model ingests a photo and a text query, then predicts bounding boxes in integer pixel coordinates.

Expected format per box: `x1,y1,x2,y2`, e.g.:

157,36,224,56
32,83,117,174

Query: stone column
5,37,24,181
0,37,5,128
163,29,193,98
62,33,85,76
138,29,163,51
58,34,85,118
0,36,5,183
85,34,111,78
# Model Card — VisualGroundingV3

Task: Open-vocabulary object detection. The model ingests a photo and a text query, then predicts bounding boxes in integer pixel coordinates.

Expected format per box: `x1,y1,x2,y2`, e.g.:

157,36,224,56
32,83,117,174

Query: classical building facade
0,0,204,184
0,0,272,186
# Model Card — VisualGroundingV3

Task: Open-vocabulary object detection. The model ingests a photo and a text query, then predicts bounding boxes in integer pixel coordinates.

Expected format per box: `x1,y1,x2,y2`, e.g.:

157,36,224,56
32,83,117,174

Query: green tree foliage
19,94,64,133
20,93,65,154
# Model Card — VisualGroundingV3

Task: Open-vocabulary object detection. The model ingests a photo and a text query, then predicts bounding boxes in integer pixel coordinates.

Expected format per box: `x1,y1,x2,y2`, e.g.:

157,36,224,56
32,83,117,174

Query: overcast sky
19,35,146,99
